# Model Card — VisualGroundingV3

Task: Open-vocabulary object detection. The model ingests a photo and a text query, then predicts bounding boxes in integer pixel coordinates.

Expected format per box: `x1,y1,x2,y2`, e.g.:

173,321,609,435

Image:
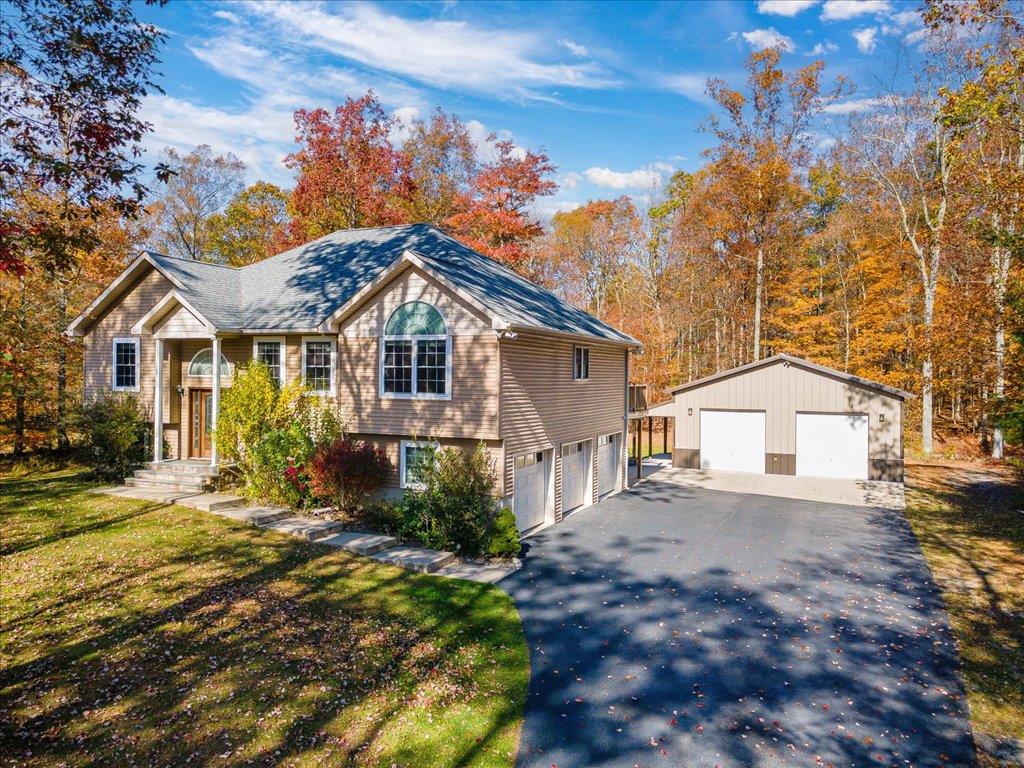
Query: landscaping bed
904,461,1024,767
0,468,528,768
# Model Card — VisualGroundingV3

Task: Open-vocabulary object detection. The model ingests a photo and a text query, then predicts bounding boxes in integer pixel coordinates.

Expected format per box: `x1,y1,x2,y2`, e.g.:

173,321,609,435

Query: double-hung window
381,302,450,399
112,337,140,391
573,346,590,380
302,337,336,395
253,338,284,386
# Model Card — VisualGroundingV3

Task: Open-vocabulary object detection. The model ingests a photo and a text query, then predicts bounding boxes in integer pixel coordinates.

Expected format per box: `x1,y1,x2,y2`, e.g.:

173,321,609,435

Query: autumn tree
146,145,246,261
400,108,476,227
283,92,411,245
207,182,289,266
702,47,849,360
446,138,556,267
0,0,166,275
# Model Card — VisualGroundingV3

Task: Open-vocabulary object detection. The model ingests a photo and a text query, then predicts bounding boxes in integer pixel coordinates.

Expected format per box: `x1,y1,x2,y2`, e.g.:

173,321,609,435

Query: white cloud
243,1,616,101
212,9,240,23
806,40,839,55
756,0,819,16
559,38,589,57
820,0,890,21
822,96,886,114
659,73,712,105
583,166,663,190
532,199,581,220
562,172,582,190
852,27,878,53
732,27,796,52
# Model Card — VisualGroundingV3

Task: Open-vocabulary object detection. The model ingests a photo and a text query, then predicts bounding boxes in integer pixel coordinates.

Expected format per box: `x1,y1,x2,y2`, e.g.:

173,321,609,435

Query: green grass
0,468,528,768
904,463,1024,766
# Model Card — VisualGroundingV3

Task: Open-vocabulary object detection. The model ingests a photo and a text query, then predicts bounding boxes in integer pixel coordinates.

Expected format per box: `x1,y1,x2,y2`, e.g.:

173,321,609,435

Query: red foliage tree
307,437,391,513
282,93,412,246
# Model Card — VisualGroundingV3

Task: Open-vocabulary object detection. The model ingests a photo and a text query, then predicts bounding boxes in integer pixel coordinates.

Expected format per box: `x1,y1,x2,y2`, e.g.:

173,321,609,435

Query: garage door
514,451,548,530
796,412,869,479
597,433,619,496
700,410,766,473
561,441,588,513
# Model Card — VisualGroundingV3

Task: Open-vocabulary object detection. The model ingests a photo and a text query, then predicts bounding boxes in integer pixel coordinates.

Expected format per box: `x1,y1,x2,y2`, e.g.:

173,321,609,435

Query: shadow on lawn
505,478,978,768
1,482,523,768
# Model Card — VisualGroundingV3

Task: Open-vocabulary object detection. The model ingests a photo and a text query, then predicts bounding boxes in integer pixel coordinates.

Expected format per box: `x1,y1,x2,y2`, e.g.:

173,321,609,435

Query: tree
400,108,476,227
446,138,556,267
207,182,289,266
702,47,849,360
1,0,166,275
145,145,246,261
283,92,410,245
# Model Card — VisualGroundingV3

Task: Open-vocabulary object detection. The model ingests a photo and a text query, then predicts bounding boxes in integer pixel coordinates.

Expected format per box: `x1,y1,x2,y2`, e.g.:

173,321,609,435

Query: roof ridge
237,223,430,272
147,251,238,270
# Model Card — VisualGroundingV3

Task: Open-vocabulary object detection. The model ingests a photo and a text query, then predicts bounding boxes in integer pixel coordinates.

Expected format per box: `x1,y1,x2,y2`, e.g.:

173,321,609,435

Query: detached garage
667,354,912,481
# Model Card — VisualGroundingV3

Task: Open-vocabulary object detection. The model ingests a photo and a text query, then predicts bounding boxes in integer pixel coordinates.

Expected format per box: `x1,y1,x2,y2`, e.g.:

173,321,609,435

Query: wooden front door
190,389,213,458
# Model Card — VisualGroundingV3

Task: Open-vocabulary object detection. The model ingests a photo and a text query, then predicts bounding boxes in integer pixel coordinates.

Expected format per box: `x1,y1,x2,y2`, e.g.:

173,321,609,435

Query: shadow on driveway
503,479,975,768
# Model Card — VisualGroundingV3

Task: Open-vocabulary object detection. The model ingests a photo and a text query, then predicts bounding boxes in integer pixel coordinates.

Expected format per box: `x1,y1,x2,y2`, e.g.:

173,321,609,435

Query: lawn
904,462,1024,766
0,467,528,768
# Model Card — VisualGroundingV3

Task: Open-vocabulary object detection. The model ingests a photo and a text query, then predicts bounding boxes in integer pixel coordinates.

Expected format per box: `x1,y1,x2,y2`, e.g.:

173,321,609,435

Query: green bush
214,362,342,505
418,442,496,554
77,391,151,481
486,507,521,559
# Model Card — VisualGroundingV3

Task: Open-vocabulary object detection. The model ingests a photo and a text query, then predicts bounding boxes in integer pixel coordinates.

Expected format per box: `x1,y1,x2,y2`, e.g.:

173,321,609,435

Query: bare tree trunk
753,246,764,360
991,238,1009,458
56,278,69,451
921,244,937,455
13,276,28,456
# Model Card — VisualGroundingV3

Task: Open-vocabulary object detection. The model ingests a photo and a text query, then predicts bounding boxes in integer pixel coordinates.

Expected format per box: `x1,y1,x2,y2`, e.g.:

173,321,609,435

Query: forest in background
2,0,1021,461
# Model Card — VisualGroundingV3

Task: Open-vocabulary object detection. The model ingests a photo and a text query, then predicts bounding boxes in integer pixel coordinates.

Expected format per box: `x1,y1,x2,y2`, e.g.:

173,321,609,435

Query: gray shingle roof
148,224,637,345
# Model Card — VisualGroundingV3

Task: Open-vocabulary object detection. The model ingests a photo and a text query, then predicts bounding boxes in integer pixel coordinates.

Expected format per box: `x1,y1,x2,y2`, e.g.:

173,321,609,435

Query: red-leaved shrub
307,437,391,513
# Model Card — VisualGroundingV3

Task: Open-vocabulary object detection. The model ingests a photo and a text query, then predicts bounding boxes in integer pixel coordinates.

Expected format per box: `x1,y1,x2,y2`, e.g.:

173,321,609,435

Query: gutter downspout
623,347,630,490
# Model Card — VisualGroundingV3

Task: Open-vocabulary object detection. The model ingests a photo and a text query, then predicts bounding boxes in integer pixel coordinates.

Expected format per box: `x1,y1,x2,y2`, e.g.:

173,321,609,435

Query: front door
190,389,213,458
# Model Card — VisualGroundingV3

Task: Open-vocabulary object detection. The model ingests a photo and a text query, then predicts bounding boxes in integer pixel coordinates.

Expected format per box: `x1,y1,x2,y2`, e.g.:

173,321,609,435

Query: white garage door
561,441,588,513
514,451,548,530
700,410,766,473
796,412,869,479
597,433,619,497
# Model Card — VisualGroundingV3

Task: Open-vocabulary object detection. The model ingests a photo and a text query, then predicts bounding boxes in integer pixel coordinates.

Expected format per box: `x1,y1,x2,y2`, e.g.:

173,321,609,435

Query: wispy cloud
731,27,796,52
584,165,664,189
806,40,839,56
822,96,886,114
820,0,890,21
659,73,713,105
243,1,616,101
212,9,240,24
852,27,877,53
559,38,590,57
756,0,819,17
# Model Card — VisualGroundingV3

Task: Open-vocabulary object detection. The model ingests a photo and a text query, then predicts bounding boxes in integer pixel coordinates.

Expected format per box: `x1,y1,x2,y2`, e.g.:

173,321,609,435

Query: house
648,354,913,481
66,224,640,531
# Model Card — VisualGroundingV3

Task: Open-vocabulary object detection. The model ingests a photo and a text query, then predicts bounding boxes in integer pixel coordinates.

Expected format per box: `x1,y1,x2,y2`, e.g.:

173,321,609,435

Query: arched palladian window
188,348,231,377
381,301,449,398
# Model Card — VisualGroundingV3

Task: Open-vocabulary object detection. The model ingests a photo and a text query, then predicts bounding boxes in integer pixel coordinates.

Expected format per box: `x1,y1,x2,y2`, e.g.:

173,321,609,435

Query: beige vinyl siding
499,331,627,519
671,361,902,462
351,434,503,491
153,305,208,338
334,266,500,440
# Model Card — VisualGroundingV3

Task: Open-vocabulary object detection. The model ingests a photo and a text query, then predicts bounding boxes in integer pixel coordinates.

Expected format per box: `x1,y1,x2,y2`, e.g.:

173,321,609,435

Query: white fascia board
130,288,218,335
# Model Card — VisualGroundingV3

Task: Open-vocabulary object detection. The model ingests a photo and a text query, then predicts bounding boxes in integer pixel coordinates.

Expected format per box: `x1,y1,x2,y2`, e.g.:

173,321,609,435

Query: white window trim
378,302,452,401
186,347,232,379
400,439,439,489
573,345,591,381
301,336,336,396
252,336,285,385
111,337,141,392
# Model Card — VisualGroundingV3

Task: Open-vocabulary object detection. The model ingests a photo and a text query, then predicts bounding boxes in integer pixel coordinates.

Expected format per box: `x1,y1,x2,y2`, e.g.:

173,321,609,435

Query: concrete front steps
124,460,218,493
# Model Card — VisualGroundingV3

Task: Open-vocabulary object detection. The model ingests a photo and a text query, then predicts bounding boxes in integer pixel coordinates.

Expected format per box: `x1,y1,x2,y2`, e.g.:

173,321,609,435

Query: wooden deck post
663,417,668,455
647,416,653,458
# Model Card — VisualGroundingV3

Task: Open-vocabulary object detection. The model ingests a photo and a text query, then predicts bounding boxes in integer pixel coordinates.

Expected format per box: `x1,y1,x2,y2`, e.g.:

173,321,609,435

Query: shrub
214,362,343,504
77,391,150,481
486,507,521,559
418,442,498,555
307,437,391,513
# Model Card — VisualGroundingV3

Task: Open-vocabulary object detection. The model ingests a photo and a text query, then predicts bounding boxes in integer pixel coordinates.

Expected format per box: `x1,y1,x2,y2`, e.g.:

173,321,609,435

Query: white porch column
210,335,221,468
153,338,164,463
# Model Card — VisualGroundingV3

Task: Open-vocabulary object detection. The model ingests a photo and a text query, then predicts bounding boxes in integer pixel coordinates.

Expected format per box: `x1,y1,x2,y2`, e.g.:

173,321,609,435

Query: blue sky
136,0,925,217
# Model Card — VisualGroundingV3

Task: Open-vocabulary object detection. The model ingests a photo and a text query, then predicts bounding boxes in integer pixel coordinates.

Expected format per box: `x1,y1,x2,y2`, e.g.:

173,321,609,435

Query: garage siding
499,332,627,520
670,360,904,480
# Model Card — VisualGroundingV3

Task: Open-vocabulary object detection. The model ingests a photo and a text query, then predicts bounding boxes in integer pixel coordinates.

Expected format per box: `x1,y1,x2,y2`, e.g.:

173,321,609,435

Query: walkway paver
370,546,455,574
435,559,519,584
319,531,397,555
256,516,344,541
209,505,291,526
505,477,975,768
185,493,247,512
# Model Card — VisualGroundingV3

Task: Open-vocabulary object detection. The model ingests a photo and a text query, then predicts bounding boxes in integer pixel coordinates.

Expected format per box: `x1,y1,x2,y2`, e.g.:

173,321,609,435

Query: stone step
370,546,456,574
210,506,292,526
144,462,218,477
256,516,345,541
125,476,207,492
184,493,246,512
319,531,397,556
99,486,204,504
133,469,212,485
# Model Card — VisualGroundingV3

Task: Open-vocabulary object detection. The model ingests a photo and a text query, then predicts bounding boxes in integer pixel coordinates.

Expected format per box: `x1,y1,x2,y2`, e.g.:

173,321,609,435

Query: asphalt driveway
503,476,975,768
